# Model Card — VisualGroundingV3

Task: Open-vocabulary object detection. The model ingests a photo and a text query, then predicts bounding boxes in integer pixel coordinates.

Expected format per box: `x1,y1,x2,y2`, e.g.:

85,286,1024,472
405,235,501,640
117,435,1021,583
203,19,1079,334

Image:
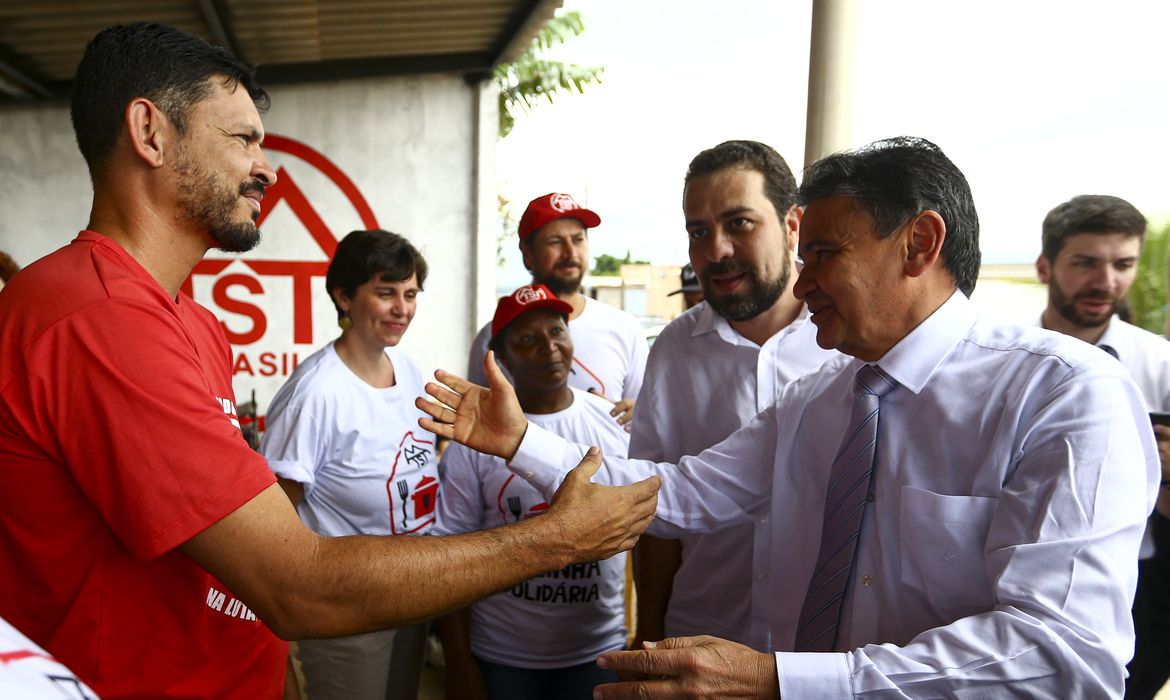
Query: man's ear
1035,253,1051,284
904,210,946,279
519,239,534,272
125,97,170,169
784,205,803,252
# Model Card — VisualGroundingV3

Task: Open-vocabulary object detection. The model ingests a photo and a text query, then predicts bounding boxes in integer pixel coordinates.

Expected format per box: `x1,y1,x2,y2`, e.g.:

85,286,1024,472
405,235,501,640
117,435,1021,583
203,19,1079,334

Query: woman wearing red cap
260,229,438,700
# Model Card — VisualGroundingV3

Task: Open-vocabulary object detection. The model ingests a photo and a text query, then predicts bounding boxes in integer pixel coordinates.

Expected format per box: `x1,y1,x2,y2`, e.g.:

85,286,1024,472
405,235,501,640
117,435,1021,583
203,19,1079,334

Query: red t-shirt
0,231,285,698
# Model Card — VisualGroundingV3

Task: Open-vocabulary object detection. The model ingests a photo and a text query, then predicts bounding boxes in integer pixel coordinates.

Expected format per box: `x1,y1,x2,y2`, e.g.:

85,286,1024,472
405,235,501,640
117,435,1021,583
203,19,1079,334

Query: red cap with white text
491,284,574,340
518,193,601,240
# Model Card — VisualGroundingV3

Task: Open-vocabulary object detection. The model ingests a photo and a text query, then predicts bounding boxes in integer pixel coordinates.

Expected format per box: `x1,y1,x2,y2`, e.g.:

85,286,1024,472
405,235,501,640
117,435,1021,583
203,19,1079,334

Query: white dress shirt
1037,314,1170,559
467,296,649,402
1091,316,1170,412
629,302,837,649
509,291,1158,698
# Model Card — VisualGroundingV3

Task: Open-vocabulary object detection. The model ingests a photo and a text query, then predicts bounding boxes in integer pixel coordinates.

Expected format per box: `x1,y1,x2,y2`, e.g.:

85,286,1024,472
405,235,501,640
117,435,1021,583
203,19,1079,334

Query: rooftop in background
0,0,562,102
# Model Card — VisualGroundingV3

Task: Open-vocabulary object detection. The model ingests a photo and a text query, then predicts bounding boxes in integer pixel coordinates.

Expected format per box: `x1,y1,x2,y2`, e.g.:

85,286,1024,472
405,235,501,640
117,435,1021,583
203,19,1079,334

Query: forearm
633,535,682,642
182,484,578,641
286,519,576,638
513,423,769,534
436,608,476,666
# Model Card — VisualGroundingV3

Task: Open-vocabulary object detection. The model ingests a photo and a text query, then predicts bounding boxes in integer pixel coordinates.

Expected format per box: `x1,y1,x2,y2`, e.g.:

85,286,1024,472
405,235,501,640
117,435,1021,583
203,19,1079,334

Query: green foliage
592,251,649,276
493,11,604,139
1128,221,1169,334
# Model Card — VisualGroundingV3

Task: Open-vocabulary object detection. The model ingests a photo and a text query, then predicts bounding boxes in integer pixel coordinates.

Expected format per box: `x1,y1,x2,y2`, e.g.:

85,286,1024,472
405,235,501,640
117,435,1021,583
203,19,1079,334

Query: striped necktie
794,364,897,652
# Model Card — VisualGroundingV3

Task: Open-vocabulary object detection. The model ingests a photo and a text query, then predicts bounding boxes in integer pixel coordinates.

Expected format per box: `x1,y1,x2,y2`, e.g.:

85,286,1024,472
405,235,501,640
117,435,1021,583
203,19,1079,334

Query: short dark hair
798,136,981,296
70,22,269,179
684,140,799,220
1041,195,1147,261
325,230,429,320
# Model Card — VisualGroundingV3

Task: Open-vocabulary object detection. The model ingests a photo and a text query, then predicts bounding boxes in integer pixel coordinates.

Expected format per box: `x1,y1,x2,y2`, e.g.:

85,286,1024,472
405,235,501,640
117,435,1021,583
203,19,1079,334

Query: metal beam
255,51,498,85
486,0,563,70
196,0,247,63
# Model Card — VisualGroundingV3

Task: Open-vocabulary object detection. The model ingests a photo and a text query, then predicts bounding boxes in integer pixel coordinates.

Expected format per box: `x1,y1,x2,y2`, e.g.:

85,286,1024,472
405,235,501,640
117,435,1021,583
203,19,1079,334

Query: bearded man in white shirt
467,193,649,429
631,141,838,653
1034,194,1170,700
420,136,1159,699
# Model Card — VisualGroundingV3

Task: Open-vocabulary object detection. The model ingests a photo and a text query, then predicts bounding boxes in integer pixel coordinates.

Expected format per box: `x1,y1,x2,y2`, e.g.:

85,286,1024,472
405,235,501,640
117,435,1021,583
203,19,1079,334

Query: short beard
701,254,790,323
1048,283,1118,329
534,266,583,297
174,149,264,253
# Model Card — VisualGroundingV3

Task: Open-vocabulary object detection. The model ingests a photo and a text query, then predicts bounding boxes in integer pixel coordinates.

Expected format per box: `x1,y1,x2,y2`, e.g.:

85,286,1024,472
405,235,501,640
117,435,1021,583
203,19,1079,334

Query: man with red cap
467,193,649,429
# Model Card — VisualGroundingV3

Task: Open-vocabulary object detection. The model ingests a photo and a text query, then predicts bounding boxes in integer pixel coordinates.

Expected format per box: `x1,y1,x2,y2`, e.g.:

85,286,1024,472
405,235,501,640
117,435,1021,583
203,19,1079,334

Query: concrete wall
0,73,497,415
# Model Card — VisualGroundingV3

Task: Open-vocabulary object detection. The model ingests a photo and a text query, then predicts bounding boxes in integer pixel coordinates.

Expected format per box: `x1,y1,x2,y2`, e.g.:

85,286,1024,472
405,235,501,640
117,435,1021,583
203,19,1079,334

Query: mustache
702,259,749,280
239,179,267,199
1074,290,1115,302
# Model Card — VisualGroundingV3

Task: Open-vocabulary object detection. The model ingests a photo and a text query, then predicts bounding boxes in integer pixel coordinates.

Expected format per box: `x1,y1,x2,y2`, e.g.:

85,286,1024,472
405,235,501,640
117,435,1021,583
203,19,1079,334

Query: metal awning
0,0,561,102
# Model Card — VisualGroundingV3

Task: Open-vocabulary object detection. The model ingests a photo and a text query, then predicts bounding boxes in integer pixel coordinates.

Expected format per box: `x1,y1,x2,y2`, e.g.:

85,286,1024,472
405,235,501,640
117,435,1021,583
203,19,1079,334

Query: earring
338,314,352,330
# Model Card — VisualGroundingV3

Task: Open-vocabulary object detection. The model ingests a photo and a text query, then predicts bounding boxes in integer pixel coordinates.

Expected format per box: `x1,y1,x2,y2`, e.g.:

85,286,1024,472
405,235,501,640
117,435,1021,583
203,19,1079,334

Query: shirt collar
1094,315,1123,351
873,289,977,395
692,301,814,349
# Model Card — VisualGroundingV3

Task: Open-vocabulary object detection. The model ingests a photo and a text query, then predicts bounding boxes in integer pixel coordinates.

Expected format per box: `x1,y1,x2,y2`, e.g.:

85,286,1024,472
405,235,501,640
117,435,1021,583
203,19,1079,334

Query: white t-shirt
468,296,649,402
629,302,838,649
0,617,99,699
261,343,439,537
433,388,630,668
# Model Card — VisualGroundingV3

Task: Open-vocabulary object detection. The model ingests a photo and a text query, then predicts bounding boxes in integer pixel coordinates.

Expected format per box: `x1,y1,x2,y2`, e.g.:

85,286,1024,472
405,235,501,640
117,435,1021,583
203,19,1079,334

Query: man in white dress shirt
631,141,837,652
419,137,1158,698
1035,194,1170,700
467,193,649,428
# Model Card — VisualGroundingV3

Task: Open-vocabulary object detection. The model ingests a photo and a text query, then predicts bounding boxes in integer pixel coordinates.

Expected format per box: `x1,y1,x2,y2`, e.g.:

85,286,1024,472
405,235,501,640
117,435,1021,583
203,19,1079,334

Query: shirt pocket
899,486,997,613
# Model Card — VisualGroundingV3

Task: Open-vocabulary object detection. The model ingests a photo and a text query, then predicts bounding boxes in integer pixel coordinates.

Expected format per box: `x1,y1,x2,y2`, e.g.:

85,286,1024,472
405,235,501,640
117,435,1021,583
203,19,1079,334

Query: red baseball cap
491,284,574,340
518,193,601,240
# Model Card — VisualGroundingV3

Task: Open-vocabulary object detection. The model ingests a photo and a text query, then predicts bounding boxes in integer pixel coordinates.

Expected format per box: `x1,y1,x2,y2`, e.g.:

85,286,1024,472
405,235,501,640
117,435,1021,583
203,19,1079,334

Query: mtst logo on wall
181,134,377,411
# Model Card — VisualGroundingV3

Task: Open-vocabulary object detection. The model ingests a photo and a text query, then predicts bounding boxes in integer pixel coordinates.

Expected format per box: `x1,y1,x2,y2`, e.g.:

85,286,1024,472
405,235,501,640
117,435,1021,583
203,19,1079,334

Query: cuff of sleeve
508,423,575,500
775,651,851,699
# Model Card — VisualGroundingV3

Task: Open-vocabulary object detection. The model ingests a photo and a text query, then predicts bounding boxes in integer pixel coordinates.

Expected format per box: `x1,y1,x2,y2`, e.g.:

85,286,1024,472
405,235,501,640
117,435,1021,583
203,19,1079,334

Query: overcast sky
496,0,1170,287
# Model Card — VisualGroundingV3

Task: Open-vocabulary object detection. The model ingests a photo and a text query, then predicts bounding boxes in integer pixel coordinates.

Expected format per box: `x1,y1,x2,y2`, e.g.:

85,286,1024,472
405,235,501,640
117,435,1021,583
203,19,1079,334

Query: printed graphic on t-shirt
510,560,604,606
495,474,549,525
205,585,259,622
0,626,99,699
214,395,241,430
386,431,438,534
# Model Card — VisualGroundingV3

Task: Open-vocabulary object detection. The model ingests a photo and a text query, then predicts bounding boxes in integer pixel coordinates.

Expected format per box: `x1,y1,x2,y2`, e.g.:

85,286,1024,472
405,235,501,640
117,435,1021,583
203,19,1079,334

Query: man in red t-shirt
0,22,660,699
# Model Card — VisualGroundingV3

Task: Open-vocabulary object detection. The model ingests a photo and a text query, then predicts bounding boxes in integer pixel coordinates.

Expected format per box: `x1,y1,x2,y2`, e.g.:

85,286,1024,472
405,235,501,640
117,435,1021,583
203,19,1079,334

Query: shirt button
862,575,872,587
866,492,875,503
525,472,535,479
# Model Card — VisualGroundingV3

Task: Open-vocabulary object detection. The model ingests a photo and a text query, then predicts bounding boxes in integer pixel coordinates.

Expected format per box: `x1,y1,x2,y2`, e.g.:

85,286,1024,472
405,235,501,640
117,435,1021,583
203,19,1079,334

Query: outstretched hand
594,636,778,699
416,350,528,461
546,446,660,563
